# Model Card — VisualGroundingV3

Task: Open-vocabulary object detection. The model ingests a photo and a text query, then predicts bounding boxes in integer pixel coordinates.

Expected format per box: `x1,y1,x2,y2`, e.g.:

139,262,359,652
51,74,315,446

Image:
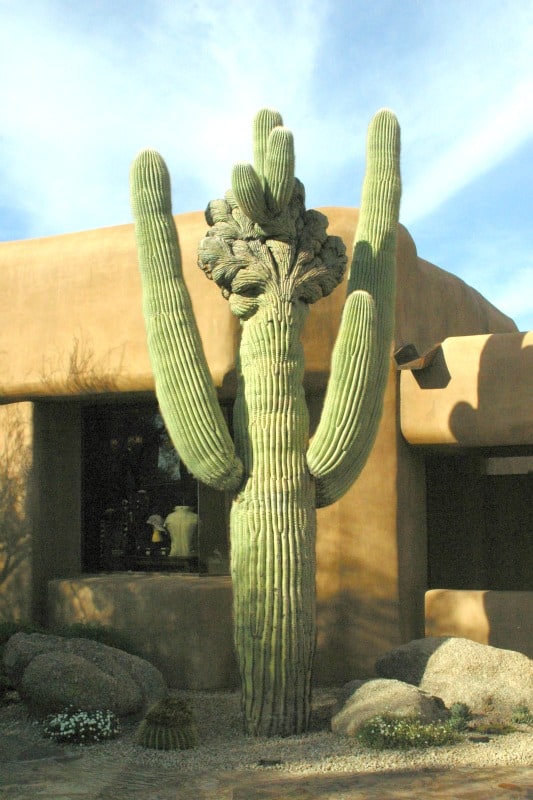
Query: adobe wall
426,590,533,658
0,403,33,621
30,403,82,623
48,574,239,689
0,213,238,400
0,208,515,402
400,331,533,447
0,209,519,683
311,210,517,680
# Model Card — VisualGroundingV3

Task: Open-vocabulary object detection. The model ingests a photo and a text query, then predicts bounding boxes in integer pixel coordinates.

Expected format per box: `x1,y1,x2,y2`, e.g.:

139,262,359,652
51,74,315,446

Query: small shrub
136,695,198,750
471,720,516,735
355,714,461,750
511,705,533,726
42,706,121,744
448,702,472,731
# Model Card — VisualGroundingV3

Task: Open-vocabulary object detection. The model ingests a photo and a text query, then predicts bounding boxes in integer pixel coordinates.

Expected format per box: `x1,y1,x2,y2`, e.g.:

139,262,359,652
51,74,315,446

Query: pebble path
1,691,531,799
1,751,532,800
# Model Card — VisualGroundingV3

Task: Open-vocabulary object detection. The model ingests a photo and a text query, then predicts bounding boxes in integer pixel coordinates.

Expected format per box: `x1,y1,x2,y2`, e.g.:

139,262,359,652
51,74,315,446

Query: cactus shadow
314,586,401,686
449,331,532,445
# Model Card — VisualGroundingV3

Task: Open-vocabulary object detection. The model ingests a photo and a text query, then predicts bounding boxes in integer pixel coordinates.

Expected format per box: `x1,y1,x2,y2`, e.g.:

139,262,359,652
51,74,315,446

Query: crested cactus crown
198,108,347,318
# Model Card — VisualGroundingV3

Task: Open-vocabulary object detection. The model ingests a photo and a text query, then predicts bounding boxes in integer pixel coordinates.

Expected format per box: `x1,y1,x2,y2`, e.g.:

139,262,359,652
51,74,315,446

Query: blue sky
1,0,532,330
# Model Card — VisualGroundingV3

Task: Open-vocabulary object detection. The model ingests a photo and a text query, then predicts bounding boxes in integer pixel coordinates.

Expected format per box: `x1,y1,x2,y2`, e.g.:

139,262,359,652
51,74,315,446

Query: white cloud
393,0,532,223
401,80,533,227
0,0,337,236
0,0,531,341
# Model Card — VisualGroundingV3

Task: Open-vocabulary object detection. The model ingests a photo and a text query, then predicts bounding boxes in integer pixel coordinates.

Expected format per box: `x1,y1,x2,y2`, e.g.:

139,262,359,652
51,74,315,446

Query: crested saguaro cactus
130,108,401,737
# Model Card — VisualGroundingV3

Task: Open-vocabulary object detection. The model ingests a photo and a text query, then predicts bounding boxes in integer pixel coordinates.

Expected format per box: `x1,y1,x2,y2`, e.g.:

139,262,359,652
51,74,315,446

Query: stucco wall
0,214,239,400
48,574,238,689
401,332,533,447
30,403,82,623
0,402,33,621
0,208,516,403
0,207,523,685
426,590,532,658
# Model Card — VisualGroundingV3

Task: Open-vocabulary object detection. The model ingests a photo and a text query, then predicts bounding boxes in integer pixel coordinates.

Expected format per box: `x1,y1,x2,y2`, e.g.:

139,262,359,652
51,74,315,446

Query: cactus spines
253,108,283,178
130,107,401,737
306,289,377,505
231,108,296,227
231,162,269,223
130,150,243,491
136,696,198,750
264,126,295,213
308,108,401,506
348,109,401,348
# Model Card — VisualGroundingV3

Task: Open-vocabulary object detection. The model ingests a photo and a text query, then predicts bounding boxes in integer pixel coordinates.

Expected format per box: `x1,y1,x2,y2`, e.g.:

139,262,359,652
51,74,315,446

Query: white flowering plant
355,714,461,750
42,706,121,744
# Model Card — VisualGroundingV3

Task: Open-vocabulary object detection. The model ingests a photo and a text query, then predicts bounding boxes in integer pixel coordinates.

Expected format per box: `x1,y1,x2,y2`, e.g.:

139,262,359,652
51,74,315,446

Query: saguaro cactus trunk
231,298,316,736
130,108,401,736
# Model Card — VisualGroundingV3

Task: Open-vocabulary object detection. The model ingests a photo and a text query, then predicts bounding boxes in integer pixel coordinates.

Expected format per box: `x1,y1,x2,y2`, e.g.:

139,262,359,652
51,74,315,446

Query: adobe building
0,208,531,689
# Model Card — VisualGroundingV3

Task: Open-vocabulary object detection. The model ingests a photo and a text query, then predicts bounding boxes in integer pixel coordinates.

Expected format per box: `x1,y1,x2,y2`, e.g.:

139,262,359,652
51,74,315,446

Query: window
426,453,532,591
81,400,230,575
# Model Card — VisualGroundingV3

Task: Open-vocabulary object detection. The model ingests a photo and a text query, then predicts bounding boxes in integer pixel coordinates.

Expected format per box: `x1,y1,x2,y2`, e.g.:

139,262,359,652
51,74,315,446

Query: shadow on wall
425,333,533,595
449,332,533,445
425,589,533,658
47,574,239,690
39,333,126,396
483,591,532,656
314,589,401,685
48,577,165,664
0,405,32,620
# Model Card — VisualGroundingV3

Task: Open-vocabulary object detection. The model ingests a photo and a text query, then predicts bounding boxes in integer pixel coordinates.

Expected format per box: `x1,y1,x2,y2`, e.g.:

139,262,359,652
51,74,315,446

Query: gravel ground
1,689,532,776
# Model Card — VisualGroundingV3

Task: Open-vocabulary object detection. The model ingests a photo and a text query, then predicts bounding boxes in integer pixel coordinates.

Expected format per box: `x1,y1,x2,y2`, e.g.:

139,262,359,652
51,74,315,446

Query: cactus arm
306,290,377,506
231,108,296,229
264,127,295,213
253,108,283,178
130,149,243,491
231,163,269,223
306,109,401,507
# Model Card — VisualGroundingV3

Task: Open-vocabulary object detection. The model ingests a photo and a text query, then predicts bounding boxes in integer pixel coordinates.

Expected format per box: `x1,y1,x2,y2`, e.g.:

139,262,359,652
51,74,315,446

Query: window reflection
82,401,200,573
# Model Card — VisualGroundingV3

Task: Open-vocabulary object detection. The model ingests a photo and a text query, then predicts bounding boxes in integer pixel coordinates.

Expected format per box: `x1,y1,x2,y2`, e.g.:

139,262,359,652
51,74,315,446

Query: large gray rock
331,678,446,736
331,679,367,716
20,652,142,717
3,632,167,717
375,637,445,685
376,637,533,717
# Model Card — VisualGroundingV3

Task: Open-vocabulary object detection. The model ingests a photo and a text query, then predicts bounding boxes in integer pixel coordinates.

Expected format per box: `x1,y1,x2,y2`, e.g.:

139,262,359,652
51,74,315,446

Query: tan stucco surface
48,574,238,689
0,214,239,399
0,208,516,403
0,208,526,685
401,332,533,447
0,402,33,621
425,589,533,658
313,360,403,681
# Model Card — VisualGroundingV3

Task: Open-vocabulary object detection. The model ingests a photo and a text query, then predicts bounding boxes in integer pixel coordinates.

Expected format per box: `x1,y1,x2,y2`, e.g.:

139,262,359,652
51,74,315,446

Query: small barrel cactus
136,695,198,750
